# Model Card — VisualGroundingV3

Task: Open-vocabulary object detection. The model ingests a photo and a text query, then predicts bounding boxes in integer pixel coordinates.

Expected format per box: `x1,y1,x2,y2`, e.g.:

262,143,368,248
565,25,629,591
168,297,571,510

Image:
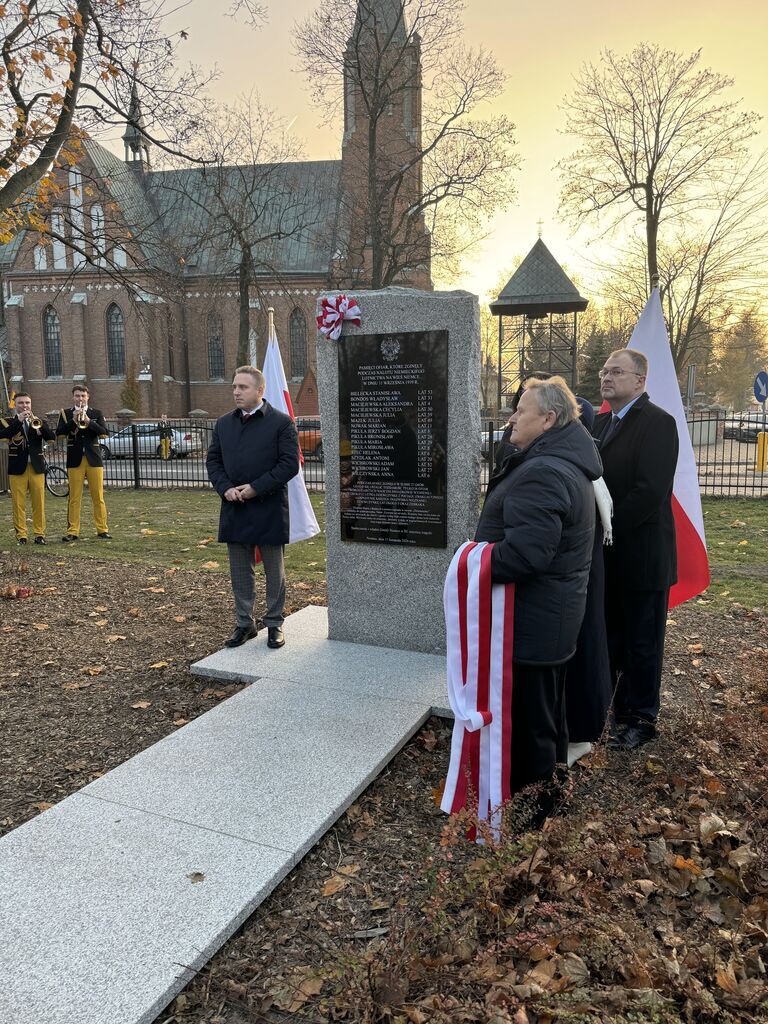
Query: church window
69,168,85,269
165,309,175,378
91,204,106,265
106,303,126,377
289,307,308,379
34,246,48,270
51,208,67,269
42,306,63,377
207,312,225,379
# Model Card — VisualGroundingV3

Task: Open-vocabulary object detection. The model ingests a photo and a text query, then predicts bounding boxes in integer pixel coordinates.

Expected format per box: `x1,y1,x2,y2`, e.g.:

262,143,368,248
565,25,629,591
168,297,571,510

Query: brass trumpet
75,403,88,429
29,413,42,431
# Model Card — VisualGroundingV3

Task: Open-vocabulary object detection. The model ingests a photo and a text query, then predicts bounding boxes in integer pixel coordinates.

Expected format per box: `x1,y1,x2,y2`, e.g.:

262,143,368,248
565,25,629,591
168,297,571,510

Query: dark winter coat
0,415,55,474
55,407,109,468
592,393,678,591
206,402,300,546
475,420,603,665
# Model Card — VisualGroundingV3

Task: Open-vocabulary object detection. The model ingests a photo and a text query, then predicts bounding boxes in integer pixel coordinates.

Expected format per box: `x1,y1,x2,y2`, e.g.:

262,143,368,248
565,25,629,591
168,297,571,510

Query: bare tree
295,0,517,288
152,95,330,364
559,43,761,288
595,153,768,372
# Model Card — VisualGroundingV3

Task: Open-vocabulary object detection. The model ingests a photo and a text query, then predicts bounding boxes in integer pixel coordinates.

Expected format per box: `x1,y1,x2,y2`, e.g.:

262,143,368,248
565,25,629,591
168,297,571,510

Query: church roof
490,239,588,316
146,160,342,277
353,0,408,46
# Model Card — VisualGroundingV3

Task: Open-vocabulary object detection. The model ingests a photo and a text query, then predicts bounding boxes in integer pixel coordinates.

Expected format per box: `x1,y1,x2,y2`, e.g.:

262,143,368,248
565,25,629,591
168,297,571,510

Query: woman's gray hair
524,375,581,429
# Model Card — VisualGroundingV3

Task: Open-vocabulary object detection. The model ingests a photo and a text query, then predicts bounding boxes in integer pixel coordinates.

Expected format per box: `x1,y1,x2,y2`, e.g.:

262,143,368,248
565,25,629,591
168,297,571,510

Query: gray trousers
227,543,286,628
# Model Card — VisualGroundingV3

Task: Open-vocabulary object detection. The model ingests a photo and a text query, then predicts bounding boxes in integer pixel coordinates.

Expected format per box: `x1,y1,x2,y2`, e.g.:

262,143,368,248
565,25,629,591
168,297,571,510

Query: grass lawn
0,488,327,586
2,487,766,610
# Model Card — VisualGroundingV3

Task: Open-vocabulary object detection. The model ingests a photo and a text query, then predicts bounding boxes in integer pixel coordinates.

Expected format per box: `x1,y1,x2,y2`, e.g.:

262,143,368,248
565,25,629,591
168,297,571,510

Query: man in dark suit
593,348,679,750
206,366,300,649
0,393,55,544
56,384,111,542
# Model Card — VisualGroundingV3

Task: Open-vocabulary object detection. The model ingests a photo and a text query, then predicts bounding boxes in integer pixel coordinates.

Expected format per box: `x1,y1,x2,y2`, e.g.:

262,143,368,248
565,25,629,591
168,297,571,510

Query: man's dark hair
72,384,90,395
13,392,30,401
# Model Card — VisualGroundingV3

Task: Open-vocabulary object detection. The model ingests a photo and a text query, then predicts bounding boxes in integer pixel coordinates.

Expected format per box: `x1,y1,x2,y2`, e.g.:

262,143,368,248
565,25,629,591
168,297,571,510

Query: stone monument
316,288,481,654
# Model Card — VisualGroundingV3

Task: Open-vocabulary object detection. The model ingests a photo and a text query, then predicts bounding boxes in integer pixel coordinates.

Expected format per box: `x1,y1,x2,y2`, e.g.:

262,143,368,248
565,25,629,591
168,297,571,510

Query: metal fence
42,418,327,493
481,412,768,498
37,411,768,498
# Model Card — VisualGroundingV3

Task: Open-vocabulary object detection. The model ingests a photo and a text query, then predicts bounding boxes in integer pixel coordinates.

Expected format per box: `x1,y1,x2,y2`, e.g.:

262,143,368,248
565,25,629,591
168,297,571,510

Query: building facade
0,1,430,418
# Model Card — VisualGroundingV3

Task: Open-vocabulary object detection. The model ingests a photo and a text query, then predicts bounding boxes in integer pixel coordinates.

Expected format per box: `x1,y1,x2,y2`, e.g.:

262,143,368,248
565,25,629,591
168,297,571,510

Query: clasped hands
224,484,257,502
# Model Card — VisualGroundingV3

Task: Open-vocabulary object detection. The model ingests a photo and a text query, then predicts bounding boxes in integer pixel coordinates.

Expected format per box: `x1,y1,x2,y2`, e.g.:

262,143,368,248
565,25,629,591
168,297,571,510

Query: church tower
122,84,152,169
340,0,431,288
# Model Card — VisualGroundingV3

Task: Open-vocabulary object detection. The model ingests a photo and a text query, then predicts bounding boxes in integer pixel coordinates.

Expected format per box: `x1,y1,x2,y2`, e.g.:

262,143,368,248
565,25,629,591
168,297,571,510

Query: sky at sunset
172,0,768,303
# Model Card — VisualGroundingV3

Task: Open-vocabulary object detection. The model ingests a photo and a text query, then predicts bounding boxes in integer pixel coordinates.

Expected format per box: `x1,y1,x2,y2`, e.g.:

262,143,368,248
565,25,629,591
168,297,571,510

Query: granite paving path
0,607,449,1024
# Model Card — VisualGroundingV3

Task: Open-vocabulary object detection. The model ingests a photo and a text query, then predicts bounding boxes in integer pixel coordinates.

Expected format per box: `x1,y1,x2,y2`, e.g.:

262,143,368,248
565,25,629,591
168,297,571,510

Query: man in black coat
207,366,300,649
56,384,111,542
0,392,55,544
475,377,602,821
593,348,679,750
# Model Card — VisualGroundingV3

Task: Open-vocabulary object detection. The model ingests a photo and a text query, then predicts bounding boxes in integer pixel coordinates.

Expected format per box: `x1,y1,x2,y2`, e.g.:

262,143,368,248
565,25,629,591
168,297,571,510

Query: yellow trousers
67,460,108,536
10,465,46,540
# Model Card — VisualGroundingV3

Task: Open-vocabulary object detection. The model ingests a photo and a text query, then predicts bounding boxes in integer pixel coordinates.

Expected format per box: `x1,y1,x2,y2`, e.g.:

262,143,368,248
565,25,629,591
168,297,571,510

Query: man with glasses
593,349,679,751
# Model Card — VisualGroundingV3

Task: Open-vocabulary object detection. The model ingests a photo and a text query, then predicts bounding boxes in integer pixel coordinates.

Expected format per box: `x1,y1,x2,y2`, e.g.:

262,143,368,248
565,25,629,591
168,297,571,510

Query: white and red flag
262,317,320,545
441,541,514,841
626,289,710,607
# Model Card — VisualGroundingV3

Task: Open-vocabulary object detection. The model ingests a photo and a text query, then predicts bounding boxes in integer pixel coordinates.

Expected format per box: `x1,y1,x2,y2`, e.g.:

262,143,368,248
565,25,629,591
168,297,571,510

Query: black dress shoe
34,537,46,545
225,623,258,648
97,532,112,540
267,626,285,649
17,537,27,545
610,721,657,751
62,534,78,543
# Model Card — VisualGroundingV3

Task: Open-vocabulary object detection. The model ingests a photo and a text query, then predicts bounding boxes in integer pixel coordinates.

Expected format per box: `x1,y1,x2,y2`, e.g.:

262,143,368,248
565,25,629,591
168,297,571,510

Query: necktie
602,414,620,445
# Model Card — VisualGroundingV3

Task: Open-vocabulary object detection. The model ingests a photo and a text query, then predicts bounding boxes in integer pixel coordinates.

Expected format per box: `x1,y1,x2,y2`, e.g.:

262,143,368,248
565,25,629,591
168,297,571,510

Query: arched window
51,208,66,269
289,307,307,379
207,312,225,379
106,303,126,377
90,203,105,265
42,306,62,377
164,309,175,379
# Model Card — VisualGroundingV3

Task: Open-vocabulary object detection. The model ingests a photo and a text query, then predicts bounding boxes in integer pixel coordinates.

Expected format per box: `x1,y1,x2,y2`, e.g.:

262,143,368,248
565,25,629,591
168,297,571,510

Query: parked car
100,423,195,459
480,425,508,461
723,412,768,443
296,417,323,458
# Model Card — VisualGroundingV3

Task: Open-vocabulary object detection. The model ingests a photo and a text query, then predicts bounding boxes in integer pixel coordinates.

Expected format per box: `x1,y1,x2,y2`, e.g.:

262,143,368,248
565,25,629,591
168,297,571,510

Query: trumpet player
55,385,111,542
0,392,55,544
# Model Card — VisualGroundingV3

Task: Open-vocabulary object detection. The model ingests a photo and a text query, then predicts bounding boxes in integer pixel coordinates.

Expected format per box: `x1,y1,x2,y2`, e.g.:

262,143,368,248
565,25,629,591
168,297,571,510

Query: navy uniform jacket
593,393,679,591
206,402,300,546
0,415,55,474
55,407,109,469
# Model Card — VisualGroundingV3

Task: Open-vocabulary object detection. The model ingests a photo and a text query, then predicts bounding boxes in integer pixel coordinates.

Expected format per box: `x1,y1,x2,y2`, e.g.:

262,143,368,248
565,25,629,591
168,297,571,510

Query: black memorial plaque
338,330,448,548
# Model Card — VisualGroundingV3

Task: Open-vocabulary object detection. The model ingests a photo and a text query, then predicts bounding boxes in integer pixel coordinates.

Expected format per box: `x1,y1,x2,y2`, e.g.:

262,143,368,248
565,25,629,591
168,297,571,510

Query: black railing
37,411,768,498
482,412,768,498
41,418,326,492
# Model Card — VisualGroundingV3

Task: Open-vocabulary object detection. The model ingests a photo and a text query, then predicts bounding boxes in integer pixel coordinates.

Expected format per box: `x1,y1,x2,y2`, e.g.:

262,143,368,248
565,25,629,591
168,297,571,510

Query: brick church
0,0,430,418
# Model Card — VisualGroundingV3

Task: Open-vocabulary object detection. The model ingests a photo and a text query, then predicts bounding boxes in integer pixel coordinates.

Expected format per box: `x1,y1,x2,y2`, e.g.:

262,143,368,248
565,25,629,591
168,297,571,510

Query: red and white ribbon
441,541,514,841
316,294,362,341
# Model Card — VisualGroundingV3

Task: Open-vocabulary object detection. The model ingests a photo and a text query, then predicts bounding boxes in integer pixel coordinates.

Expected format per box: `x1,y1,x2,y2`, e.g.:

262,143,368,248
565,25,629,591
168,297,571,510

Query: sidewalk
0,607,448,1024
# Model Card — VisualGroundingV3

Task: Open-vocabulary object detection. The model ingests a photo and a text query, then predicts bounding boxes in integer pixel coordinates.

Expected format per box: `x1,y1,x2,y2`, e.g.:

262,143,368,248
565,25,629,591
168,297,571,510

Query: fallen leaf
81,665,105,676
128,607,140,616
62,679,94,690
322,864,360,896
106,635,127,643
131,700,151,709
142,587,166,594
33,802,55,812
187,872,205,884
173,615,186,623
173,718,190,727
149,661,170,670
140,529,158,535
420,729,437,751
200,561,220,570
32,623,49,631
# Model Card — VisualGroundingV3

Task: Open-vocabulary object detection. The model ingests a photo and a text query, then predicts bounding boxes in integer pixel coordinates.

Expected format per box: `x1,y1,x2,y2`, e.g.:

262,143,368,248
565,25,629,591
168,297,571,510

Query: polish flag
262,322,320,545
625,289,710,607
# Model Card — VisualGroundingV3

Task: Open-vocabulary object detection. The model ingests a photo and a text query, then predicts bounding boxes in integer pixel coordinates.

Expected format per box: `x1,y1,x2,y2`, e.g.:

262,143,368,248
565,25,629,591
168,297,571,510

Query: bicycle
43,443,69,497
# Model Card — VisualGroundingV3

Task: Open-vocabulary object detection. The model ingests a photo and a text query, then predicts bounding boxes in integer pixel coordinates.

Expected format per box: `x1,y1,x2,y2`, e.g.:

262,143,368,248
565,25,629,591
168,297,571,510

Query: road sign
754,371,768,404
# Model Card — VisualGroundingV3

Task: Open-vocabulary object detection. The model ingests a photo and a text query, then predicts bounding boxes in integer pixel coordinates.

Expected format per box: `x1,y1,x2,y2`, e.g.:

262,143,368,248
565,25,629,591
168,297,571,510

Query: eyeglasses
598,367,644,379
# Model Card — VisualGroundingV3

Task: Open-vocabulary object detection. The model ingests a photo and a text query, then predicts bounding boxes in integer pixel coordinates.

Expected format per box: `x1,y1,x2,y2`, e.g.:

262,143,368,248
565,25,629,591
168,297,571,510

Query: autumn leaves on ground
1,493,767,1023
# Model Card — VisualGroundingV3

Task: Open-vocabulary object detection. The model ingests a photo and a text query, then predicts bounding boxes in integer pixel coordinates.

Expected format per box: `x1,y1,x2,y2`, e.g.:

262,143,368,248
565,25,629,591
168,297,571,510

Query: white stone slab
192,609,450,717
0,794,292,1024
81,677,430,858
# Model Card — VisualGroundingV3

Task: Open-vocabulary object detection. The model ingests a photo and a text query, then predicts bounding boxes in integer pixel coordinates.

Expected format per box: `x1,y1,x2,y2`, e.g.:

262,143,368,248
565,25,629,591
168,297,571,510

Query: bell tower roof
122,84,151,168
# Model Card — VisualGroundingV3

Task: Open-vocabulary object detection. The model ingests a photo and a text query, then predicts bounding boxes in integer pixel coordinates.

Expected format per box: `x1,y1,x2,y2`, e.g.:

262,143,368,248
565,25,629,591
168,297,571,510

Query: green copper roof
353,0,408,46
490,239,588,316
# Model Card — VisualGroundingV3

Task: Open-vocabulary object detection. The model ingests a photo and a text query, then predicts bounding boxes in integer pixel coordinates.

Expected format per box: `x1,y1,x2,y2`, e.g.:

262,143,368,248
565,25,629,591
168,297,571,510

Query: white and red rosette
316,294,362,341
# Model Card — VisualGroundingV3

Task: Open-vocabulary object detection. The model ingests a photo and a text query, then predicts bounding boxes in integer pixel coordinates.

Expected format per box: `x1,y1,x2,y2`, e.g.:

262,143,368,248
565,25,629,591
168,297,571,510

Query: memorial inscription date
338,331,448,548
